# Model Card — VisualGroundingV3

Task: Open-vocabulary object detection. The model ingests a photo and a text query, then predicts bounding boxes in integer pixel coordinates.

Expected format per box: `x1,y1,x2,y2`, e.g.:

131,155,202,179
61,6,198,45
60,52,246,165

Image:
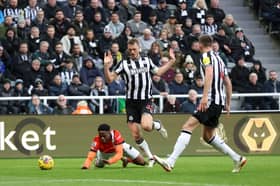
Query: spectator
147,10,163,39
28,26,41,53
82,29,100,59
97,26,114,59
89,11,106,40
43,0,61,20
80,56,103,86
126,11,147,37
28,94,53,114
31,9,49,37
207,0,225,25
41,25,59,55
110,42,123,67
60,25,84,56
269,1,280,33
72,100,93,114
32,41,55,66
155,0,171,24
49,9,72,39
24,0,41,26
60,58,79,85
148,42,163,67
189,0,208,25
83,0,106,24
42,61,59,89
71,43,88,72
187,40,201,69
62,0,82,21
137,0,154,23
241,72,264,110
170,24,188,54
152,74,169,96
103,0,119,23
250,60,266,85
11,42,32,80
213,26,232,57
17,19,30,41
160,56,176,83
0,46,12,81
49,74,68,96
201,14,218,35
23,59,44,88
105,12,124,39
72,10,89,40
212,40,229,67
169,40,185,69
115,26,134,54
163,95,180,113
89,76,112,113
52,94,73,114
230,56,250,92
117,0,136,24
169,71,189,104
3,0,20,25
230,27,255,63
262,70,280,110
190,72,204,94
221,14,239,39
182,18,193,36
156,29,170,52
1,27,20,57
175,0,190,24
53,42,71,71
68,74,90,107
180,89,199,113
162,13,177,38
31,78,49,96
0,16,15,37
0,79,17,114
13,78,29,114
180,54,196,85
138,28,156,55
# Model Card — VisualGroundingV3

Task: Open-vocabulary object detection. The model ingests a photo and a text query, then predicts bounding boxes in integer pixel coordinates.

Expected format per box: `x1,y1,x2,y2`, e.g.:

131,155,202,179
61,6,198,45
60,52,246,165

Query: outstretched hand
104,51,113,68
169,48,176,61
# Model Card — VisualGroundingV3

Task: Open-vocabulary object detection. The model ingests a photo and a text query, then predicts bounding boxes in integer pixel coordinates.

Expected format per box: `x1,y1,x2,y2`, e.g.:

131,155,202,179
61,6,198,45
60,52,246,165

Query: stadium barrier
0,113,279,158
0,92,280,113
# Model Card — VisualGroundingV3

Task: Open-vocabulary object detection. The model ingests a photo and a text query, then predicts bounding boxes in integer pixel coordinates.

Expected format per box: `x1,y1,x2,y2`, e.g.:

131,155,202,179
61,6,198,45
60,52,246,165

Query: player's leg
127,122,154,167
141,100,168,138
122,142,146,167
154,116,200,171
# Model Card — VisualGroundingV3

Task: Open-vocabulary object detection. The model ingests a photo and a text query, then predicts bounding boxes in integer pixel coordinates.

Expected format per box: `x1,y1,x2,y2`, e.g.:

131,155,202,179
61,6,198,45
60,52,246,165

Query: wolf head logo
248,121,271,150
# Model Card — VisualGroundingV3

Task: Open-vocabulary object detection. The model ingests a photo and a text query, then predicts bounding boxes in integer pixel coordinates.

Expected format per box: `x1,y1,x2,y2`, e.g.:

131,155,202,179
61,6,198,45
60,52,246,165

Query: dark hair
127,38,140,46
199,35,213,47
98,123,110,131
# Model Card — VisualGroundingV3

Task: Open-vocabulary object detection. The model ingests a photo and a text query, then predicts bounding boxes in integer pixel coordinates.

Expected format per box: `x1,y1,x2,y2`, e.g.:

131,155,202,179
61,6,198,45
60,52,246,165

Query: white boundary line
0,178,244,186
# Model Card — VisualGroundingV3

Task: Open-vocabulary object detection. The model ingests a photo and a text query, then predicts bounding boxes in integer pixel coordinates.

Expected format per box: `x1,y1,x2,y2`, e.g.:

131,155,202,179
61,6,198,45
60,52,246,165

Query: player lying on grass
82,123,147,169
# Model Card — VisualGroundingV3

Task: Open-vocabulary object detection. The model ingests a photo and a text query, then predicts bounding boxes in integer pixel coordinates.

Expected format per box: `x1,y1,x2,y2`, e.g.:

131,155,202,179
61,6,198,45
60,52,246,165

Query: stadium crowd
0,0,279,115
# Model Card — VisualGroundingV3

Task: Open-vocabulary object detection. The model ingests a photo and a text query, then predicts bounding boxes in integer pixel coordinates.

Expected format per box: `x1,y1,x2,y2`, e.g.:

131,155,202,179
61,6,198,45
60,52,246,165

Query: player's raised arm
104,51,118,83
156,48,176,76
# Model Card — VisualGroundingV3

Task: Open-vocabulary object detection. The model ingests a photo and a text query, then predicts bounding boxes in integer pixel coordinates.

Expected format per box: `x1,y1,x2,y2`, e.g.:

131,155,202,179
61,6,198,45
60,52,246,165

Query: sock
208,135,240,162
136,138,153,160
153,120,161,130
167,130,192,167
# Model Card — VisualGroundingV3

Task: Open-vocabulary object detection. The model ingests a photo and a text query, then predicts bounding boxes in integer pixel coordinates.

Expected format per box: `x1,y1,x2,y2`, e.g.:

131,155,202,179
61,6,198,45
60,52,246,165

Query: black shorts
126,99,153,123
193,103,223,128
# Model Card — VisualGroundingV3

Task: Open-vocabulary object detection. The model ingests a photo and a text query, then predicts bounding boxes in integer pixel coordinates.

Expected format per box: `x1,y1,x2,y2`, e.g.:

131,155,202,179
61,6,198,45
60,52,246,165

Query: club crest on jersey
202,57,210,65
128,115,134,121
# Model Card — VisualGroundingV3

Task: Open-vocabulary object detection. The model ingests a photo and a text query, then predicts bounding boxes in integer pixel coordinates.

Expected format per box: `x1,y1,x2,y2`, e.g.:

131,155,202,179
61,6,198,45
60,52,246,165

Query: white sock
137,139,154,160
153,120,161,130
167,131,192,167
209,135,240,162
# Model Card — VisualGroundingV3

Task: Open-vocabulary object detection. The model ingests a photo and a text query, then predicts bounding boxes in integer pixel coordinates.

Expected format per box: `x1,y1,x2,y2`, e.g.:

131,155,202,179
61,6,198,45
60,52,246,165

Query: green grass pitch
0,156,279,186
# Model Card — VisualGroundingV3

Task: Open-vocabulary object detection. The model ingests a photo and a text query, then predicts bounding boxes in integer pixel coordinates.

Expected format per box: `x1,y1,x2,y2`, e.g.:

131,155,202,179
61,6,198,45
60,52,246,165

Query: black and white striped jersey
200,51,228,106
113,57,158,100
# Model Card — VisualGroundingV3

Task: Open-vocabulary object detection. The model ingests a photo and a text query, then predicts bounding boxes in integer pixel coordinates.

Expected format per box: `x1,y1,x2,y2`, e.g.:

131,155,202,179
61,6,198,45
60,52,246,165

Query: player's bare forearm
107,145,123,164
224,76,232,107
104,67,116,83
156,49,176,76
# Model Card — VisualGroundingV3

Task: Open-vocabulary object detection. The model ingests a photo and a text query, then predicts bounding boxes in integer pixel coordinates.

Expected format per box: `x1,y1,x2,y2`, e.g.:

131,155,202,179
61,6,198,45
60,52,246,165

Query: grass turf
0,156,278,186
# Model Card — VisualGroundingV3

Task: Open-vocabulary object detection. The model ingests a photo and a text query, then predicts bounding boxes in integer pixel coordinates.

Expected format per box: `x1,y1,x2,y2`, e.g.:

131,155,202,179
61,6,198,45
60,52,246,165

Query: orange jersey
90,130,124,153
